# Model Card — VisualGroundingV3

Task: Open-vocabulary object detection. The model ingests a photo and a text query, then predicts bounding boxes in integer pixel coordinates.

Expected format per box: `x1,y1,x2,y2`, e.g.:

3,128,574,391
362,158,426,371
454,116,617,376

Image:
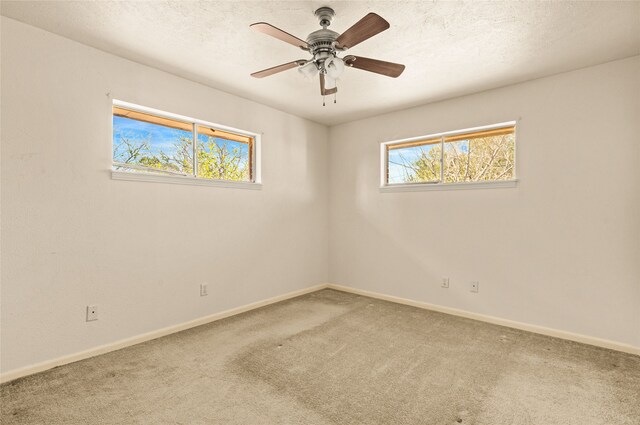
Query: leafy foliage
391,134,515,184
113,135,249,181
197,137,249,181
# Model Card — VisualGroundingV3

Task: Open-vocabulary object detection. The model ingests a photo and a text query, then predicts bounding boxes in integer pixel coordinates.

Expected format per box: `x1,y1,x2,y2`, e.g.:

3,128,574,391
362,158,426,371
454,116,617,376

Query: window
112,101,258,186
383,123,516,189
197,125,253,182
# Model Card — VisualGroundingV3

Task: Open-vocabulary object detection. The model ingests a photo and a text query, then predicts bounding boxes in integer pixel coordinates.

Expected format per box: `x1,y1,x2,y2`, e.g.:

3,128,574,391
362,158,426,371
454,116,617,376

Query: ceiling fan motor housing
307,7,343,70
307,29,339,56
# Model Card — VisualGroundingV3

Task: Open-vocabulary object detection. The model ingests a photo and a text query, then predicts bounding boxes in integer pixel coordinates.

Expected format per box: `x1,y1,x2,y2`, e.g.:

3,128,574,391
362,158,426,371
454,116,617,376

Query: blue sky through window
446,140,470,154
387,138,474,184
112,115,192,159
388,143,439,184
112,106,256,181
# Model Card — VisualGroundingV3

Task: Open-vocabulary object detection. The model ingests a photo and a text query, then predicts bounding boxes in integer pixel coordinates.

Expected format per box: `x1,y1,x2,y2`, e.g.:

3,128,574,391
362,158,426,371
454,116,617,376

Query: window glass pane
197,126,252,181
387,138,441,184
443,127,515,183
112,107,193,175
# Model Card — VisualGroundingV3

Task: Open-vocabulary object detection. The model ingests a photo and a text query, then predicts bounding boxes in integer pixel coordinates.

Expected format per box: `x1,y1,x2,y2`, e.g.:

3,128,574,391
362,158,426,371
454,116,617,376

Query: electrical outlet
86,305,98,321
200,283,208,297
441,277,449,288
470,281,479,293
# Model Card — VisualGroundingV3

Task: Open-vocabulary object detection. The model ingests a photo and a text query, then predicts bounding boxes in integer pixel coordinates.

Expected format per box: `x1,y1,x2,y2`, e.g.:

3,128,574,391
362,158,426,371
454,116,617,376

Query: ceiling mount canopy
250,7,405,105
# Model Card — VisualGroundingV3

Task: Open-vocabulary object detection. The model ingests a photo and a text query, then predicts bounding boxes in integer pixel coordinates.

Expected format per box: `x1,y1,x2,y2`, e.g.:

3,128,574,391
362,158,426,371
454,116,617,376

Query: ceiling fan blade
344,55,405,78
251,60,306,78
250,22,309,49
320,74,338,95
336,13,390,49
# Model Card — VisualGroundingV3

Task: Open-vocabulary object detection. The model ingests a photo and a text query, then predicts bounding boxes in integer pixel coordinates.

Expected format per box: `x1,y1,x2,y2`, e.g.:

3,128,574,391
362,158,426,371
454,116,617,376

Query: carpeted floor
1,289,639,424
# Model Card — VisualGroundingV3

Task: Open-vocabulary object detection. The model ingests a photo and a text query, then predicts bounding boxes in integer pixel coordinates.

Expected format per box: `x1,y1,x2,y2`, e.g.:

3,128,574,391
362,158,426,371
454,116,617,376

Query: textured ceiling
2,1,639,125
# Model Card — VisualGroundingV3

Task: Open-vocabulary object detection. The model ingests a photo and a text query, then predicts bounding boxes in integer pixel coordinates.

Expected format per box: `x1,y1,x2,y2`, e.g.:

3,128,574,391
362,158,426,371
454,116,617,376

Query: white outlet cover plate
86,305,98,321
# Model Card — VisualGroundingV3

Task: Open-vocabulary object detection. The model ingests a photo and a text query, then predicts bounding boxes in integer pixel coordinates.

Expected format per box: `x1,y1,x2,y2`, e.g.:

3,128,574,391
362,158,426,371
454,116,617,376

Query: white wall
2,16,639,378
0,17,329,374
329,56,640,348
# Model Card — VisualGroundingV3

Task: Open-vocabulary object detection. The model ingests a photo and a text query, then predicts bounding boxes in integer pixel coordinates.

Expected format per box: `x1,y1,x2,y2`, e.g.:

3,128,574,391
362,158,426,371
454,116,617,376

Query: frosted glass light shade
298,61,319,80
325,57,345,80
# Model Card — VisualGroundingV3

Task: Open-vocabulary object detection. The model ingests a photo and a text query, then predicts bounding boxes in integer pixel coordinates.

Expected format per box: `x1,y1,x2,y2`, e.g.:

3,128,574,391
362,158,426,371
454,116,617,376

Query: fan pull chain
323,95,325,107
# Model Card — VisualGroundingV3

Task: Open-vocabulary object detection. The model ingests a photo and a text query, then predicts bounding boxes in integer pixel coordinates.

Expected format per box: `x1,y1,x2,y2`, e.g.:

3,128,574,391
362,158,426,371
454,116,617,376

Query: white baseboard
327,284,640,356
0,284,329,384
3,282,636,384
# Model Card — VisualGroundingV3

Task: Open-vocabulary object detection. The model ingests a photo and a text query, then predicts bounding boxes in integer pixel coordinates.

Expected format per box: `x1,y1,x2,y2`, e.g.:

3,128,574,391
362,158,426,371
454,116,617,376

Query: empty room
1,1,639,424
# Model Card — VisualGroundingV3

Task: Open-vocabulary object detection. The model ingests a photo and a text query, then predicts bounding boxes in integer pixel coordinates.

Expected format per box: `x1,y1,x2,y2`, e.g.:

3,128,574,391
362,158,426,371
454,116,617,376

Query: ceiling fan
250,7,405,104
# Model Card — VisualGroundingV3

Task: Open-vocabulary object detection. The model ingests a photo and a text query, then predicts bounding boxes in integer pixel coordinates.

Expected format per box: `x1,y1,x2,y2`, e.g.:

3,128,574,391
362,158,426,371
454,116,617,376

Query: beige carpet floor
1,289,639,424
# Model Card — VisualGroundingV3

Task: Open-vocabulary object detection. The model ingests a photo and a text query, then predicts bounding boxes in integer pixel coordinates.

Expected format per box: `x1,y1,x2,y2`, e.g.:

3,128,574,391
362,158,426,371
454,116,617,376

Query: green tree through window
112,106,253,182
386,126,515,185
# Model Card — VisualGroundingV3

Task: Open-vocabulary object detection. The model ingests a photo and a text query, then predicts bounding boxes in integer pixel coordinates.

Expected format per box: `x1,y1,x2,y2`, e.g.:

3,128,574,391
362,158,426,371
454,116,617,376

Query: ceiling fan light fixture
325,56,345,80
298,61,319,80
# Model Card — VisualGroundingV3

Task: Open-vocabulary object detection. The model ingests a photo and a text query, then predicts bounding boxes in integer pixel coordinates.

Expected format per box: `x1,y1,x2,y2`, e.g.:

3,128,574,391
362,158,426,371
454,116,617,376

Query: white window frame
380,121,518,192
111,99,262,190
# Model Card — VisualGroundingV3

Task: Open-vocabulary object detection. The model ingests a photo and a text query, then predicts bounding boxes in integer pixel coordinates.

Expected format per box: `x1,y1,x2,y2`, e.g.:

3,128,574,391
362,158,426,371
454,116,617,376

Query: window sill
111,170,262,190
380,179,518,193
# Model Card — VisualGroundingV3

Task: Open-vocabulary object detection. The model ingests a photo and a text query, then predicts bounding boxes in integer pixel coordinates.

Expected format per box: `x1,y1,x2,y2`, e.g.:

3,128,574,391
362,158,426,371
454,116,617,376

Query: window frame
380,121,518,192
111,99,261,189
